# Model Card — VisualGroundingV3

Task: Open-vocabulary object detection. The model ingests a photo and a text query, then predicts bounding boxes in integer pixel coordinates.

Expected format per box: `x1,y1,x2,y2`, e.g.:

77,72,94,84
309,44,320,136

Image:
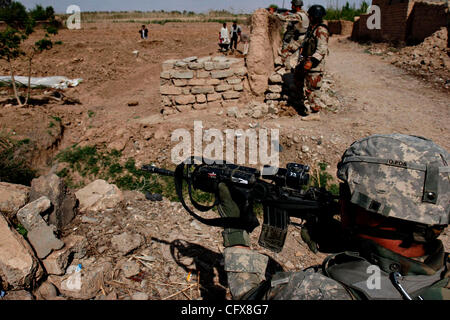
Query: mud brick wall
327,20,354,36
373,0,415,42
160,56,248,115
409,1,448,43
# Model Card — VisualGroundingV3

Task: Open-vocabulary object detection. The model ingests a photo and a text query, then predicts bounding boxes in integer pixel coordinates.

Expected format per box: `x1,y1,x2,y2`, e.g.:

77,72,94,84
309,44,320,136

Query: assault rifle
141,157,337,253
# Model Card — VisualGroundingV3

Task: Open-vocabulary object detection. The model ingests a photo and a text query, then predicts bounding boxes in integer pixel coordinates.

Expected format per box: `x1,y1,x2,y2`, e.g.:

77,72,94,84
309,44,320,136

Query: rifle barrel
141,165,175,177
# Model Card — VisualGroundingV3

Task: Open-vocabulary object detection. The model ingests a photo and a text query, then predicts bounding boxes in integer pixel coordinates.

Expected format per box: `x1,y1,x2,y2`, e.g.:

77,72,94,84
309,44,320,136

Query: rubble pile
366,27,449,88
391,28,449,86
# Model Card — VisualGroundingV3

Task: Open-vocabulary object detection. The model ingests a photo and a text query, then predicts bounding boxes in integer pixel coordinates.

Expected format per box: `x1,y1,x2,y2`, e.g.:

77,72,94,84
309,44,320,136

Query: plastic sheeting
0,76,83,89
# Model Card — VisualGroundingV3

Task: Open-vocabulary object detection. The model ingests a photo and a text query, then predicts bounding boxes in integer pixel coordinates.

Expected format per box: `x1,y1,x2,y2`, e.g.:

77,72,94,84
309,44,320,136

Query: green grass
87,110,95,118
54,144,217,205
309,162,339,196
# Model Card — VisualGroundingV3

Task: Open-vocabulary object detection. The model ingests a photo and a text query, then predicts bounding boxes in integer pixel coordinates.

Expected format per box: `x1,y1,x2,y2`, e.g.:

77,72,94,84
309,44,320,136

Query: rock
2,290,34,300
174,95,196,105
211,70,234,79
132,292,149,300
128,101,139,107
190,220,202,231
0,214,43,289
27,224,64,259
233,67,248,76
55,262,113,299
175,104,192,113
42,235,87,275
266,93,281,100
216,84,232,92
16,196,51,231
160,71,172,79
171,71,194,79
222,91,241,100
191,86,215,94
214,62,231,70
35,281,58,300
160,86,182,95
183,56,197,63
121,261,140,278
0,182,29,218
196,94,207,104
111,232,143,255
188,62,203,70
227,78,242,85
188,78,205,86
268,85,282,93
234,84,244,91
269,73,282,83
301,145,310,153
207,93,221,102
30,173,77,231
75,180,124,214
80,216,98,224
226,107,239,118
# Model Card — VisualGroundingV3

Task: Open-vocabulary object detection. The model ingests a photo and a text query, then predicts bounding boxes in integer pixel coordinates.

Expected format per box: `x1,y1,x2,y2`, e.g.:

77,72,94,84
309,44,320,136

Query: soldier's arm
224,247,269,299
311,26,329,67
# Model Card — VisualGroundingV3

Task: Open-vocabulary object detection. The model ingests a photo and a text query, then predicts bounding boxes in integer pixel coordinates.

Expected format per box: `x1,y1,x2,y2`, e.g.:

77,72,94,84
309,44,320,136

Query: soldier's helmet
291,0,304,7
307,5,326,19
337,134,449,228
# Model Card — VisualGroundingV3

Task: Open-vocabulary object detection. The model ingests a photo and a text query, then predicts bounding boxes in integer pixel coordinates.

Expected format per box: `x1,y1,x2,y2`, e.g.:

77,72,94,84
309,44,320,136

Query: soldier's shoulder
315,25,330,37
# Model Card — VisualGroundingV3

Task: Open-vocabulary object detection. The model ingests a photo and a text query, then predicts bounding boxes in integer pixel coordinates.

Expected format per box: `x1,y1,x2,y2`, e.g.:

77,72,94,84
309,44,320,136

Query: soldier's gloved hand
300,225,318,253
217,182,251,248
303,59,313,70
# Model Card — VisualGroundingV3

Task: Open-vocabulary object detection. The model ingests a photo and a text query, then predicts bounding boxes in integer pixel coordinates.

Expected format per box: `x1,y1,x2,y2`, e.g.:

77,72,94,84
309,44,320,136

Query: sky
18,0,363,14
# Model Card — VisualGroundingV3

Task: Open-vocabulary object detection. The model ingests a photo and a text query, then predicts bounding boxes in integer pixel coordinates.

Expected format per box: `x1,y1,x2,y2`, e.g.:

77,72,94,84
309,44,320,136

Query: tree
0,0,11,8
0,2,57,106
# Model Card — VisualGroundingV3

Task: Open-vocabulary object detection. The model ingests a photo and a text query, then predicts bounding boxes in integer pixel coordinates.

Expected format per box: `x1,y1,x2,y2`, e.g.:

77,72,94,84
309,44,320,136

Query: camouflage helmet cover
291,0,304,7
337,134,449,226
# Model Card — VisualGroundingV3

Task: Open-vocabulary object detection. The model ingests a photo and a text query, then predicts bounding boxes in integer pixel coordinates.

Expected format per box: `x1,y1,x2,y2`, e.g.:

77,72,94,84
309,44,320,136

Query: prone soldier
218,134,450,300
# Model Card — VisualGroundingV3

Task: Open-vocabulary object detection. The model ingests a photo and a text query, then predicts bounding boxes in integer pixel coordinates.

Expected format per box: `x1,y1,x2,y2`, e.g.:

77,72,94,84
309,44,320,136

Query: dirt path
325,37,449,151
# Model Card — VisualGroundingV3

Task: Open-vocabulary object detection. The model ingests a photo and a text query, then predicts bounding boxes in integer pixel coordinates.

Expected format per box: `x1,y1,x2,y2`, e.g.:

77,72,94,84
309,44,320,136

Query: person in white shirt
219,23,230,52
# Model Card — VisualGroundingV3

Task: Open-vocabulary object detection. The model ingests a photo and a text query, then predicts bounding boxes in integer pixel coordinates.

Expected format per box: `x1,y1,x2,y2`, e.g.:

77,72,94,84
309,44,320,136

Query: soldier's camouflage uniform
275,11,309,70
224,134,450,300
224,239,450,300
295,24,329,113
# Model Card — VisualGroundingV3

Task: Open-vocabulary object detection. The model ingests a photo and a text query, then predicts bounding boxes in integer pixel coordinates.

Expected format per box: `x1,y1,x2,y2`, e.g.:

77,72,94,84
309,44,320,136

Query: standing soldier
294,5,329,117
277,0,310,70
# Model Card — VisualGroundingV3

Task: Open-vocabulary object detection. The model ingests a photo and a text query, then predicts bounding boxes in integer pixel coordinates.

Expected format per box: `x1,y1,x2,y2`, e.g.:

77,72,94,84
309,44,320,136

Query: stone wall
160,56,248,115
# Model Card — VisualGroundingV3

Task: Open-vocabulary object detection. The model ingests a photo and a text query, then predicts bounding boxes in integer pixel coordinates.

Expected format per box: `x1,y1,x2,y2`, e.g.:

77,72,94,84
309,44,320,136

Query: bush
324,1,369,22
0,133,37,186
29,4,55,21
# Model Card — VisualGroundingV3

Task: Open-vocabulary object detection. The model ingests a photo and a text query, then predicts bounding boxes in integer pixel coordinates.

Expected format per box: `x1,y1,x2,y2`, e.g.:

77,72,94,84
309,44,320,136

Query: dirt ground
0,22,449,300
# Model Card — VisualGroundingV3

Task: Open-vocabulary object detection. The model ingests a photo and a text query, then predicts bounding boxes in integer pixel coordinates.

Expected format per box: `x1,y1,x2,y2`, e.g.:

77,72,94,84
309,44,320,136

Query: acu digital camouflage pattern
224,241,449,300
224,247,352,300
337,134,450,226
